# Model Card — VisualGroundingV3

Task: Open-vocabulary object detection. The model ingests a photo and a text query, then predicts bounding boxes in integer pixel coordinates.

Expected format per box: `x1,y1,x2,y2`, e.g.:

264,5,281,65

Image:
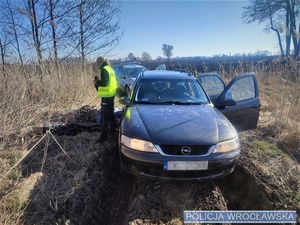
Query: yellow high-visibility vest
97,65,117,97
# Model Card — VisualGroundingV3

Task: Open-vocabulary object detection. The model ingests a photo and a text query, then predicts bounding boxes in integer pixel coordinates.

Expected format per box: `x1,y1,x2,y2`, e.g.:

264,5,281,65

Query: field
0,58,299,224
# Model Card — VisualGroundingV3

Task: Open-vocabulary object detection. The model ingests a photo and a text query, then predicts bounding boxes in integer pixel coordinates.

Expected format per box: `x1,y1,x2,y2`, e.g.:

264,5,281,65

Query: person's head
96,56,105,68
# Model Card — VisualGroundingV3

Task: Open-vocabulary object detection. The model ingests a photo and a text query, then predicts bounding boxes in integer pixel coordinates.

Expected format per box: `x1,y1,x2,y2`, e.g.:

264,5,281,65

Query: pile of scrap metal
74,105,99,123
51,122,102,136
32,106,123,136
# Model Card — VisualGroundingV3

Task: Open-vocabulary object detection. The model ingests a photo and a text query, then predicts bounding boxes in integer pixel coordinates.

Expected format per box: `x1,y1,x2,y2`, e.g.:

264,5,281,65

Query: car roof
139,70,194,80
113,62,144,67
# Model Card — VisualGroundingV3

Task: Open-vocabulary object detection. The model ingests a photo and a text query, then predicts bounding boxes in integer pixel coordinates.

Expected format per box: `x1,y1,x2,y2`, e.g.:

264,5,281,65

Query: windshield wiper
161,100,206,105
160,101,191,105
135,100,206,105
135,101,156,104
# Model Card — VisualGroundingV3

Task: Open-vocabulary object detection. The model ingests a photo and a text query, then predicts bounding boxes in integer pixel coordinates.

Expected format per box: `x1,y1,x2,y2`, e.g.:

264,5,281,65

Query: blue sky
108,0,279,59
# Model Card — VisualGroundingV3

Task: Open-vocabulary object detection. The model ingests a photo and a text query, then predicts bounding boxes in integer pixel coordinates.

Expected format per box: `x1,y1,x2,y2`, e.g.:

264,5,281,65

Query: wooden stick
0,133,47,182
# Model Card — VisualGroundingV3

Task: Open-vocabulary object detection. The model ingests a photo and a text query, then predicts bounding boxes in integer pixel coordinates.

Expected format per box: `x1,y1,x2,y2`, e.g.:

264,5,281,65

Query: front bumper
119,145,240,180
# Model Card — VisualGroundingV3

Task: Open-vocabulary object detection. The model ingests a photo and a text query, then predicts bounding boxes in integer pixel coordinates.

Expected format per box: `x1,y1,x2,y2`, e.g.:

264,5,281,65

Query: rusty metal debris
32,105,123,136
75,105,99,123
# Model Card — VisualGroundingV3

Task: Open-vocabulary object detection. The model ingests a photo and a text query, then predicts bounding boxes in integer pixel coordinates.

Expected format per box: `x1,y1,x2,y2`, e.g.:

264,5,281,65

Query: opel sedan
118,70,260,180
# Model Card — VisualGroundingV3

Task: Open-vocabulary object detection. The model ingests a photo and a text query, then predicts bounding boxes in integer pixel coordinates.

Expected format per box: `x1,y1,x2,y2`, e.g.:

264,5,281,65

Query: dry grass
0,132,101,224
0,172,42,224
240,136,300,211
215,59,300,160
0,58,299,224
0,62,99,224
256,65,300,161
0,63,97,146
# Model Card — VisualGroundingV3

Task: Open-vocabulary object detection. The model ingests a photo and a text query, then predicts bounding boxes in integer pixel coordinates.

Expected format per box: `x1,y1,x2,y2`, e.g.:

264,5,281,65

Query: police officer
94,57,117,142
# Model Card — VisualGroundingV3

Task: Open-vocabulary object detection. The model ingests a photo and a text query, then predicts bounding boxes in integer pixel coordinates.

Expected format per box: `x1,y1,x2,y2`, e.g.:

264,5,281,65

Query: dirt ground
1,106,299,225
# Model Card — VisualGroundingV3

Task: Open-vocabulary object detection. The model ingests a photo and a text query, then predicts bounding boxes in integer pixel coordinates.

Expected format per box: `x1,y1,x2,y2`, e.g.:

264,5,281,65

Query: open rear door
214,73,260,132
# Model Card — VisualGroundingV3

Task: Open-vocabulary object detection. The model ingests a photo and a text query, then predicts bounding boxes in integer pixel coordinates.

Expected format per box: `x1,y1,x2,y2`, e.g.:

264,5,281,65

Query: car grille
159,145,212,156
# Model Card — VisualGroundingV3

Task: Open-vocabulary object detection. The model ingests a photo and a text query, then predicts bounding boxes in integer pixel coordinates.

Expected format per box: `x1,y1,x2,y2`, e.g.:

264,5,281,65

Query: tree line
2,0,299,80
125,44,174,62
0,0,122,79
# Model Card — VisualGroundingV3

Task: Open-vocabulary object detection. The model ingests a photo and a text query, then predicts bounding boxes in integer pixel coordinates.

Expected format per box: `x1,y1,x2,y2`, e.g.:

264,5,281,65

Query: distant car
112,62,148,96
118,70,260,180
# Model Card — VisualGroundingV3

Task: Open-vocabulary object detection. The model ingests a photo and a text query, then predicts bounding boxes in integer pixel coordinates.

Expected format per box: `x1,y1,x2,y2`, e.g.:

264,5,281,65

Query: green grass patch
252,140,290,159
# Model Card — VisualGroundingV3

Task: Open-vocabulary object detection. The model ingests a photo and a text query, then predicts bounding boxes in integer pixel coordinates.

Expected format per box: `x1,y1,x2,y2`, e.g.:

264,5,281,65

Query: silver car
112,62,148,96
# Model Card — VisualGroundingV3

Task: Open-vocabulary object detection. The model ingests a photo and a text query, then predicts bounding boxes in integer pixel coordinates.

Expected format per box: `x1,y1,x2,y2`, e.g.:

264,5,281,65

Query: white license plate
163,161,208,171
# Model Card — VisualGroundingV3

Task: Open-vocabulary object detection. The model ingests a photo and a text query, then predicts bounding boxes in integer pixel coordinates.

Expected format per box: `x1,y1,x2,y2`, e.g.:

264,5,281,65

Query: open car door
198,73,226,103
200,73,260,132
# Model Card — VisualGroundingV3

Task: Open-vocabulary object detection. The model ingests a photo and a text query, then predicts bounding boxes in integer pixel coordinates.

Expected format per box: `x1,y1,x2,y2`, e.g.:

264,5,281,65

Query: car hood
122,104,237,145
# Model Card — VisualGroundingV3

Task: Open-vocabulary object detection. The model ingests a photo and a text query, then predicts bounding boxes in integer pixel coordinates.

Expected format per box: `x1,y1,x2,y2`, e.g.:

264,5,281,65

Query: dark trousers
100,96,116,138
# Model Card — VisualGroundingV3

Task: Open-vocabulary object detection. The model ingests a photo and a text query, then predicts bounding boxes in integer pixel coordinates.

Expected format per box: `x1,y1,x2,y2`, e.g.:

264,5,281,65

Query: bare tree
69,0,122,71
141,52,152,61
42,0,77,65
0,18,9,79
1,1,22,66
1,0,122,75
48,0,60,78
127,52,136,61
1,0,30,84
9,6,28,73
287,0,300,56
27,0,45,78
242,0,300,57
43,0,78,78
162,44,173,61
0,38,6,79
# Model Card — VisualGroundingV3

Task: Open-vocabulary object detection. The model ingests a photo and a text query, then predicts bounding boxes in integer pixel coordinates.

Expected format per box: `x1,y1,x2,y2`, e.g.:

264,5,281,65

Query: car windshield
124,66,147,77
134,79,209,104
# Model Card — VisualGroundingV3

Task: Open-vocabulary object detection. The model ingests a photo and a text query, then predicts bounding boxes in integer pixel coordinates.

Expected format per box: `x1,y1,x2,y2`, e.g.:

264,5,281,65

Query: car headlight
121,135,158,153
213,136,240,153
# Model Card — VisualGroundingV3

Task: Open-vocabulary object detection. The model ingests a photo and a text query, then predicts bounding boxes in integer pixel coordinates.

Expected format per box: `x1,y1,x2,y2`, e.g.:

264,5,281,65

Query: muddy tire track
64,136,295,224
64,139,121,224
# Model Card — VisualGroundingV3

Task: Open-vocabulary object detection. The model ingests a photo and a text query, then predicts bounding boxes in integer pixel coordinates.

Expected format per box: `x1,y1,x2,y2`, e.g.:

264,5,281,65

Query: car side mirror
119,96,132,106
214,99,237,108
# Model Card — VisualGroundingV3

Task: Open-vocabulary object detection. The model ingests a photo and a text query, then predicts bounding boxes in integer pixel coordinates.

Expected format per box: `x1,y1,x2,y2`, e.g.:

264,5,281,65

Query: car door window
224,76,256,102
199,75,225,95
215,73,260,132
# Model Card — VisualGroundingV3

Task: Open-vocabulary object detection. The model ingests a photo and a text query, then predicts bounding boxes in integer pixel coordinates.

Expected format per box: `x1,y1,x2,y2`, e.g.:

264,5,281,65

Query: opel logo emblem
181,146,191,155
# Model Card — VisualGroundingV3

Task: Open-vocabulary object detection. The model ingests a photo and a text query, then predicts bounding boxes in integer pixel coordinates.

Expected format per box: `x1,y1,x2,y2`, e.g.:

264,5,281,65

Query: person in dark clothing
94,57,117,142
